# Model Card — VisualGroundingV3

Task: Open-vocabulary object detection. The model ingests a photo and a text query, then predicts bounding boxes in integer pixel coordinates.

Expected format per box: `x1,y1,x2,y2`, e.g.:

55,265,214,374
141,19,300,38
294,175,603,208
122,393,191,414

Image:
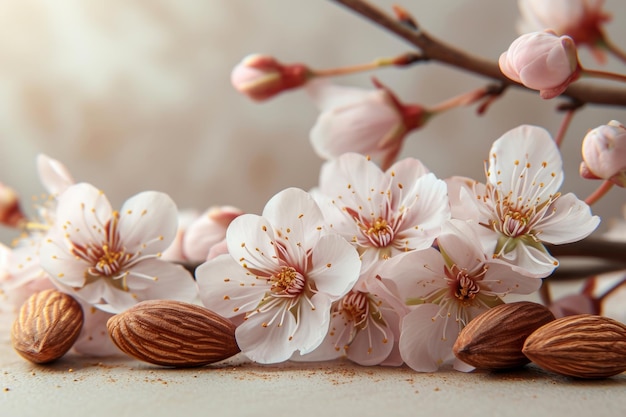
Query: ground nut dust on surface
1,305,625,417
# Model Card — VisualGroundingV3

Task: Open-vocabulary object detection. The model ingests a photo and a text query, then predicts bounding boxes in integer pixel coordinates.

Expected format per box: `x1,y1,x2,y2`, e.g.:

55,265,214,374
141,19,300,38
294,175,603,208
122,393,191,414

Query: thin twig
330,0,626,107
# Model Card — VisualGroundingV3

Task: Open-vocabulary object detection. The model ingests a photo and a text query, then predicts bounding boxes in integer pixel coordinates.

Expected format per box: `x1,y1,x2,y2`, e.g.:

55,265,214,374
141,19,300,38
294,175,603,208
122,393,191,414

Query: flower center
69,211,133,291
484,183,560,242
91,244,127,277
361,216,394,247
270,266,305,296
339,291,370,330
454,275,480,302
446,264,482,306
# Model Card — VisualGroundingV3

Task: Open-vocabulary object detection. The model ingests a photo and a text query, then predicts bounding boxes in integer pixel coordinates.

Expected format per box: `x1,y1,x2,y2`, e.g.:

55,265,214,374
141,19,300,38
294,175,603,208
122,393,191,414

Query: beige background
0,0,625,243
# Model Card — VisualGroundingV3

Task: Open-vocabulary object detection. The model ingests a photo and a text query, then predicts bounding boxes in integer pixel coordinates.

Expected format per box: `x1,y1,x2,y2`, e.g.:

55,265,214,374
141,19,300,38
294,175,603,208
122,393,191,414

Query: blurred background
0,0,625,243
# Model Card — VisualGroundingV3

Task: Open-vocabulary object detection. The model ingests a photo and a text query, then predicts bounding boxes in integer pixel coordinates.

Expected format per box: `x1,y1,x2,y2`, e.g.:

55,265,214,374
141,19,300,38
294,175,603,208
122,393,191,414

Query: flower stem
601,34,626,65
311,52,422,77
330,0,626,106
581,67,626,83
554,109,575,148
584,180,614,206
428,86,491,113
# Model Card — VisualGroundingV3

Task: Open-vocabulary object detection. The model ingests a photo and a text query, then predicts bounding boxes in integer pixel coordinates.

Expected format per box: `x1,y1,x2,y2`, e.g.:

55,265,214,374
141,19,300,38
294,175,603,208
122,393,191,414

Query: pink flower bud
580,120,626,187
182,205,243,262
307,79,428,170
0,183,25,228
499,30,581,99
230,54,311,101
518,0,610,63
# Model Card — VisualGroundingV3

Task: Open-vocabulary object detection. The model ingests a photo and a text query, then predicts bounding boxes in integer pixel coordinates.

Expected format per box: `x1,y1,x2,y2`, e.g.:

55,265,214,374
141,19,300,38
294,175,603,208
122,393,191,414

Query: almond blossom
452,125,600,277
195,187,361,364
0,154,75,310
39,182,198,313
298,264,409,366
387,219,542,372
314,152,450,268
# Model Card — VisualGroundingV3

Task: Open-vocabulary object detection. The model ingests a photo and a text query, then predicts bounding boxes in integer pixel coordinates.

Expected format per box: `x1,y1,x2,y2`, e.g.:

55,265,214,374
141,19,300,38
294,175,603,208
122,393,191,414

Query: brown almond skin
11,289,84,364
522,314,626,379
107,300,240,367
453,301,555,370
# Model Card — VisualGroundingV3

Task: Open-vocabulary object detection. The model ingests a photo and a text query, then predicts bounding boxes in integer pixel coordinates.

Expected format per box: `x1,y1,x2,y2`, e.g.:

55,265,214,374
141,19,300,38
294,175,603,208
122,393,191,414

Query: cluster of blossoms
0,124,601,371
0,0,624,372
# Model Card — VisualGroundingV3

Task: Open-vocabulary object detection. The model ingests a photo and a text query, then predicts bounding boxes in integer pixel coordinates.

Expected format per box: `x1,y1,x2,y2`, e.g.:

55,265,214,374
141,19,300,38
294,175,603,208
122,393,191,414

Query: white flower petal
347,316,395,366
536,193,600,244
262,188,326,257
225,214,281,274
196,254,268,318
117,191,178,254
395,173,450,251
72,303,120,357
289,294,332,355
318,153,386,215
308,234,360,297
482,261,542,294
36,154,75,196
437,220,486,272
124,259,197,302
39,235,88,288
488,125,563,198
55,183,112,249
498,241,559,277
399,304,459,372
382,249,445,302
235,309,297,364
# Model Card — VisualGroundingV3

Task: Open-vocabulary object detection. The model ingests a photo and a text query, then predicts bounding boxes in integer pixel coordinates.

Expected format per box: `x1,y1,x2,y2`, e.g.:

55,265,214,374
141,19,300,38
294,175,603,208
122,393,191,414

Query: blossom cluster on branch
0,0,625,373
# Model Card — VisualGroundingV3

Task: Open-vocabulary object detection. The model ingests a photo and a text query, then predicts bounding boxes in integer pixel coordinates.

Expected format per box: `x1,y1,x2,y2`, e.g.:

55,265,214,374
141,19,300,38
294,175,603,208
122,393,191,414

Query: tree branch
331,0,626,107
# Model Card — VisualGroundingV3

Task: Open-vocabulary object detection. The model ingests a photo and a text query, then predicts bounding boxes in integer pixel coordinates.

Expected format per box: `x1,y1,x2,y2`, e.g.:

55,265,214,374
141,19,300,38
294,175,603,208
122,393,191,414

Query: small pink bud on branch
0,183,26,228
231,54,312,101
499,31,582,100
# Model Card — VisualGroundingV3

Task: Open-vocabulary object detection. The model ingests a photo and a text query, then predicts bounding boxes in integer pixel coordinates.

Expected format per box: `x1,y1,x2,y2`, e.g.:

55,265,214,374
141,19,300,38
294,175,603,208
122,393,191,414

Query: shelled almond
11,289,84,364
107,300,240,367
522,314,626,379
453,301,555,369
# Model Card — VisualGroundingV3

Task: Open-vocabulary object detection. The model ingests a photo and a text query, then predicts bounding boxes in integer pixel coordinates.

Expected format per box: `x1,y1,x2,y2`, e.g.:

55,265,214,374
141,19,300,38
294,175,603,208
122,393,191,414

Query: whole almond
453,301,555,369
522,314,626,378
107,300,240,367
11,289,84,364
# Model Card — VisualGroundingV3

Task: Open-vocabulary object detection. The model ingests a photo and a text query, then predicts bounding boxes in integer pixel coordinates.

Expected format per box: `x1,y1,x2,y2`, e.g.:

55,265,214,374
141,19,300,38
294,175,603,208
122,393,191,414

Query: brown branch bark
331,0,626,107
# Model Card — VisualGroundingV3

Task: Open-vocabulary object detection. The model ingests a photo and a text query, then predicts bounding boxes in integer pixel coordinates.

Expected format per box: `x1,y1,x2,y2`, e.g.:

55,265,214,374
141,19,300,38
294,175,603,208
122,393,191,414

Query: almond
107,300,240,367
522,314,626,378
453,301,555,369
11,289,84,364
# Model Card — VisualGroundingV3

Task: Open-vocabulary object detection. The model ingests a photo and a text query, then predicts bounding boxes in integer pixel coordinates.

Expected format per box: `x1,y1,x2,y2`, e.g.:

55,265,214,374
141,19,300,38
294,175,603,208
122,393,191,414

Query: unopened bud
580,120,626,187
307,79,429,170
499,30,581,99
0,183,25,228
230,54,312,101
183,206,243,262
